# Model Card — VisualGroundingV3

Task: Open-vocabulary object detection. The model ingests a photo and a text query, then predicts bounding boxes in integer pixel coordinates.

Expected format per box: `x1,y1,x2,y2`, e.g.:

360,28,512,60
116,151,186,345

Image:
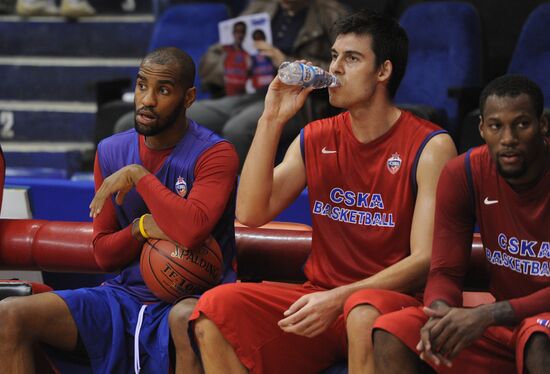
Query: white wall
0,187,44,283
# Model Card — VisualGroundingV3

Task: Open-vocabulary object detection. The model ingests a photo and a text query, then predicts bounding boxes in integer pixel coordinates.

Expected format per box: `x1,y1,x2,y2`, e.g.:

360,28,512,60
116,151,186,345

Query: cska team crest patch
386,153,402,174
175,176,187,197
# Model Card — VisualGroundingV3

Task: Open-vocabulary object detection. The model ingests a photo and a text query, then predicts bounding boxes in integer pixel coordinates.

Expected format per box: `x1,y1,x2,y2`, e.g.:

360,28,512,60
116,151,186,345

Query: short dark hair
479,74,544,118
332,9,408,97
233,21,247,32
141,47,196,89
252,29,266,41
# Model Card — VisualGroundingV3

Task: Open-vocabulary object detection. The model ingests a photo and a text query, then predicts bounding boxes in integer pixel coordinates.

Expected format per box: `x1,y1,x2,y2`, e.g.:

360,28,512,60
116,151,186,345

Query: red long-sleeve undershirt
91,135,238,272
424,155,550,321
424,157,475,308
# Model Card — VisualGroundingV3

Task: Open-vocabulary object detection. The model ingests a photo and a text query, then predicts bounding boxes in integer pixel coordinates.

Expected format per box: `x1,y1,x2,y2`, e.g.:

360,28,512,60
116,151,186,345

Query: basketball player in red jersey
373,75,549,373
190,10,456,374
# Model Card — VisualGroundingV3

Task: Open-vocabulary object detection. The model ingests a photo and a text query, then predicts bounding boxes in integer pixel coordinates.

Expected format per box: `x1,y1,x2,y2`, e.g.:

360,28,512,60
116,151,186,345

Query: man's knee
169,298,197,331
0,297,29,340
169,298,199,357
373,329,407,362
373,329,425,373
346,304,380,330
525,332,550,352
524,333,550,371
194,314,222,348
374,329,395,352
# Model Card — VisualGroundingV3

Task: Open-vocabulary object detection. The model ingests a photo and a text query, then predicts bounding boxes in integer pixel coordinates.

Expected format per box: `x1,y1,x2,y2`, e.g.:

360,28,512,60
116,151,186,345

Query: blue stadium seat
3,150,85,180
457,3,550,153
395,2,482,139
507,3,550,106
148,3,230,99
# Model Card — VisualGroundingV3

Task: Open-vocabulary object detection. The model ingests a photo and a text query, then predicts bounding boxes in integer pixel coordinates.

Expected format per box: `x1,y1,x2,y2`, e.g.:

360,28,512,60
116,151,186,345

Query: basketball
140,236,223,303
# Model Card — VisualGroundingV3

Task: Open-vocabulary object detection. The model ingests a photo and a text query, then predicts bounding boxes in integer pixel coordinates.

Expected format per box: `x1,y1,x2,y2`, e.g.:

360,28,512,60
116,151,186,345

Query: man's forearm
429,299,516,326
338,253,430,301
236,117,285,226
478,301,516,326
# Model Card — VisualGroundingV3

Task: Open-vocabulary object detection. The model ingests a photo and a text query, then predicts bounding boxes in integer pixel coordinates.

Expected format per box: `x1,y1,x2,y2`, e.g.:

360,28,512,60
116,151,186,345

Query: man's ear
184,87,196,108
478,115,485,140
377,60,393,84
539,111,549,136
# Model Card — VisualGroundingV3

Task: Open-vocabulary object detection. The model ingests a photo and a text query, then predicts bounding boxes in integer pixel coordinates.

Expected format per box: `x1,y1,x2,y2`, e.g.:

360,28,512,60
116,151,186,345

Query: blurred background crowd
0,0,548,179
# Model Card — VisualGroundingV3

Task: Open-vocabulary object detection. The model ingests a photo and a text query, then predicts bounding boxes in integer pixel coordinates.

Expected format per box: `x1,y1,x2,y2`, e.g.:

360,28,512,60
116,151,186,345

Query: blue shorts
55,286,172,373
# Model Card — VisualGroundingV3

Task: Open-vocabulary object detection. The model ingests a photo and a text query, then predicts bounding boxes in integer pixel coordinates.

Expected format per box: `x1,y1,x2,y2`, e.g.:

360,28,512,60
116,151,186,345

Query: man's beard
134,104,183,136
496,158,528,180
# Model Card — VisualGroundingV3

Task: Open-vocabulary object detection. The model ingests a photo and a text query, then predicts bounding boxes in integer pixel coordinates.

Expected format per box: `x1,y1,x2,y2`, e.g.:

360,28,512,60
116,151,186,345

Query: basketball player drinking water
191,10,457,374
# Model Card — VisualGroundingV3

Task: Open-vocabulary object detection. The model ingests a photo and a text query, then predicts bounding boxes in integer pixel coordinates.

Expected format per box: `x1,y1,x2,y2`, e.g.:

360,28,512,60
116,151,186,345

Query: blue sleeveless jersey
97,120,237,302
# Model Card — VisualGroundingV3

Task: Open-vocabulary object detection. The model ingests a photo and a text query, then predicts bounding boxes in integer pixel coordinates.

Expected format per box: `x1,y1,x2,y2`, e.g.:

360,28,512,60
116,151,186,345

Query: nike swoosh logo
322,147,337,154
484,197,499,205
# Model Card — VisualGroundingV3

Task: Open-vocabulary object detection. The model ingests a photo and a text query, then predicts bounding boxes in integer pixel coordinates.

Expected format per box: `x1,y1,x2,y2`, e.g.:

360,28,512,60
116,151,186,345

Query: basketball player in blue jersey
0,47,239,373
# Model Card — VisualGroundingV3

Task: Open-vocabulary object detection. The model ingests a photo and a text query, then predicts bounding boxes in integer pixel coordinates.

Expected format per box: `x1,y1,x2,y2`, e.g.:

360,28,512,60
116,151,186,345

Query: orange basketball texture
140,236,223,303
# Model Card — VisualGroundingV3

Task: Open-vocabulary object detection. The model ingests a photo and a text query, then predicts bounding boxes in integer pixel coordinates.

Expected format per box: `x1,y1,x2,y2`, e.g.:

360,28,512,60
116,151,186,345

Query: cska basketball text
312,187,395,227
485,233,550,277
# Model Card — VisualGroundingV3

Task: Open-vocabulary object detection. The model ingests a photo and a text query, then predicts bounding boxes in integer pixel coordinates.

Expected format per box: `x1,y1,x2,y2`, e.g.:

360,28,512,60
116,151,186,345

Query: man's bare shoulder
422,132,457,162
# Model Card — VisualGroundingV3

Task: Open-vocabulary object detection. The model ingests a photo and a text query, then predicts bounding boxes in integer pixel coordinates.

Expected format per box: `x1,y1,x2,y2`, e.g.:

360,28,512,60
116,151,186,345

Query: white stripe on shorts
134,304,148,373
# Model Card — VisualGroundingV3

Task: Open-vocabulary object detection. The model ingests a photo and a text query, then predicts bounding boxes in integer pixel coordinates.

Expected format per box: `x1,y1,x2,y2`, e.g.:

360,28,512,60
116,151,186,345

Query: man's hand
254,40,285,67
417,305,453,367
277,289,344,338
89,164,149,218
261,61,315,127
428,306,492,360
418,304,493,366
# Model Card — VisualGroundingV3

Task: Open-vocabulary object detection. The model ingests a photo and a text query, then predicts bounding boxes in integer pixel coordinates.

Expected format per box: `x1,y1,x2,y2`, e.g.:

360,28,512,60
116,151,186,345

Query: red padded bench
0,219,493,373
0,219,491,300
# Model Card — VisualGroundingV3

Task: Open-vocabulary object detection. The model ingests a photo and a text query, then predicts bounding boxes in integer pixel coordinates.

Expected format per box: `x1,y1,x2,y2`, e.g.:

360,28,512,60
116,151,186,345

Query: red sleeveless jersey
301,111,444,288
470,145,550,301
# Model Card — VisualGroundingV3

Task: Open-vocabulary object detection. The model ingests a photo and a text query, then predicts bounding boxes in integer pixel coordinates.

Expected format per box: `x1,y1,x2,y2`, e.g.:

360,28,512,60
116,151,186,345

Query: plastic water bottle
277,61,339,89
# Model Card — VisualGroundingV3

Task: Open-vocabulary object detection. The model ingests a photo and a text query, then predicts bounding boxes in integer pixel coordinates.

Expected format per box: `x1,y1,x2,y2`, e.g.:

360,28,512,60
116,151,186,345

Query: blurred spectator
188,0,348,169
222,21,252,96
15,0,95,17
250,29,276,91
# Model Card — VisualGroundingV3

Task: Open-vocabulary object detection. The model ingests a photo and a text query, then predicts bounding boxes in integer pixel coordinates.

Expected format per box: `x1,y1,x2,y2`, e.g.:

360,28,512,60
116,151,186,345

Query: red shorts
343,289,422,320
189,281,347,374
374,307,550,374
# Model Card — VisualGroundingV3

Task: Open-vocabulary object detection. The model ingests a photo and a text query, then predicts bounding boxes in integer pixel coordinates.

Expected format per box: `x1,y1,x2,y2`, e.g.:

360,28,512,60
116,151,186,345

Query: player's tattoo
488,301,516,326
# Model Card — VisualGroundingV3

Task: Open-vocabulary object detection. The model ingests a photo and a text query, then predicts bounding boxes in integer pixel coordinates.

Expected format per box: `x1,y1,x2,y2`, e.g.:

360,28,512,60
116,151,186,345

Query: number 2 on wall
0,111,15,139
